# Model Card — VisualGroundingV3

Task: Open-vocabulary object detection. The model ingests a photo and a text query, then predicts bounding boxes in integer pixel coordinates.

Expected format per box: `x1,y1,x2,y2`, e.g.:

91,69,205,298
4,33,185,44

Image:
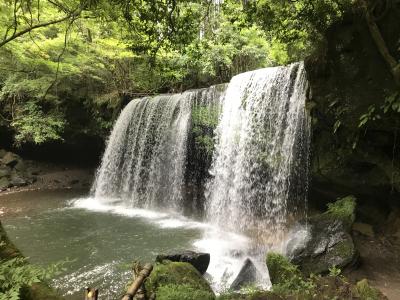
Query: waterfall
86,63,310,292
205,62,310,247
92,94,191,210
91,87,224,211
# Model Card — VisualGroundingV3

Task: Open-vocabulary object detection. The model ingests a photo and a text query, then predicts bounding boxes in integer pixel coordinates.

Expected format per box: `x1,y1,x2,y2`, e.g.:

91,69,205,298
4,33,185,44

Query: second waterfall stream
80,62,310,291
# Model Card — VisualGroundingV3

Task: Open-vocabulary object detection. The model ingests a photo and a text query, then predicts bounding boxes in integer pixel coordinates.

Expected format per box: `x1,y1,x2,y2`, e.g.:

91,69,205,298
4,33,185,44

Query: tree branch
0,9,81,48
362,0,400,86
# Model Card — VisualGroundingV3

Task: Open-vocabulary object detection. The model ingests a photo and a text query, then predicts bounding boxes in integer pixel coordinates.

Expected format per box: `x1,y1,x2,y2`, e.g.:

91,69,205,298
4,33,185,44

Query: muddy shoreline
0,159,94,196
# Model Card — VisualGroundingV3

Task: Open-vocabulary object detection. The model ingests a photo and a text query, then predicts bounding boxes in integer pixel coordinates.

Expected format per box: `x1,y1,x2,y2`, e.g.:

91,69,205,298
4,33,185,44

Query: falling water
89,63,310,292
92,86,225,211
205,62,310,248
91,93,193,210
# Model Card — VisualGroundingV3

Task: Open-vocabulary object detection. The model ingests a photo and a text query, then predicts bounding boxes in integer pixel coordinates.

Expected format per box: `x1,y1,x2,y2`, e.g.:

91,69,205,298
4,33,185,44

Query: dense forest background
0,0,354,152
1,1,400,299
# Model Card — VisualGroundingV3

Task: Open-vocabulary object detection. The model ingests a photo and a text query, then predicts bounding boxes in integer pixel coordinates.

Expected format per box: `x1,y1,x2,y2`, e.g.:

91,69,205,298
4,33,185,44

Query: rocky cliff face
305,4,400,225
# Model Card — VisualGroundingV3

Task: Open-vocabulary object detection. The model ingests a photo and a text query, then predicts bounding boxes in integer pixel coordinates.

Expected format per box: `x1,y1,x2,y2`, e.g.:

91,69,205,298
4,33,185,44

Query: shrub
266,252,315,296
356,279,380,300
325,195,356,228
0,256,64,300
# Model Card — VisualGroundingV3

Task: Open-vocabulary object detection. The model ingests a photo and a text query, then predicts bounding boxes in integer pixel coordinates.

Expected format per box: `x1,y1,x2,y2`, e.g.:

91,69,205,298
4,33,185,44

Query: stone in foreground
287,196,358,275
230,258,258,291
144,261,215,300
155,250,210,275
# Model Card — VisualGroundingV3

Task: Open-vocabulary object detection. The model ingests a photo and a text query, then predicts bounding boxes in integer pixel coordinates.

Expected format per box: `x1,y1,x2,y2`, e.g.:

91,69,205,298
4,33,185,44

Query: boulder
230,258,258,291
0,166,11,178
156,250,210,275
0,149,6,159
144,261,215,300
287,196,358,276
14,160,26,172
1,152,20,168
10,170,28,187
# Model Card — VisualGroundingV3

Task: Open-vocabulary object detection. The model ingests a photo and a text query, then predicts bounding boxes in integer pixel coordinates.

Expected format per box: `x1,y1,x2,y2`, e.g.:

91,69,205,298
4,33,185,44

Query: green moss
145,261,215,299
266,253,302,285
325,195,356,228
266,253,316,297
192,105,220,129
356,279,380,300
0,221,21,260
157,284,215,300
332,240,355,261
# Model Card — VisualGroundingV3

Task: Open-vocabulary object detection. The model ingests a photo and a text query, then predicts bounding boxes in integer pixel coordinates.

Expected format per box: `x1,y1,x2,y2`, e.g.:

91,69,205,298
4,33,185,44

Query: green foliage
359,105,381,128
0,0,359,144
191,105,220,156
356,279,380,300
325,195,356,227
0,256,65,300
266,252,315,296
328,265,342,277
358,91,400,129
217,284,266,300
11,102,65,145
246,0,353,61
267,252,301,285
156,284,215,300
0,0,279,144
382,91,400,113
145,261,214,299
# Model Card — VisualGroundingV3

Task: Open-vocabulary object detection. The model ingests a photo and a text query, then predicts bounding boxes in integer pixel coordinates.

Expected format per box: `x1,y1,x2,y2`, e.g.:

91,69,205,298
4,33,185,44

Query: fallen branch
122,263,153,300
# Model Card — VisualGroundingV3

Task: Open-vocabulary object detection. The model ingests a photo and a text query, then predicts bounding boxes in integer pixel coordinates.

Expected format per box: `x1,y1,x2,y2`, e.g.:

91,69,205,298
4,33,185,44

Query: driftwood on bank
122,263,153,300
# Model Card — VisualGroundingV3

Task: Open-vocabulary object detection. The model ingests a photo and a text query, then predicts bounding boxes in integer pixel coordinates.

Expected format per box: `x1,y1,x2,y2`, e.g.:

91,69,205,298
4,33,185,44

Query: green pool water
0,189,202,299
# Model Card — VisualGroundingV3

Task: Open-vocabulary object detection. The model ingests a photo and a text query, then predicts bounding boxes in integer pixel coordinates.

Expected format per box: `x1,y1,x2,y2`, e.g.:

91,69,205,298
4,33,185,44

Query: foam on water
53,260,130,297
70,197,269,293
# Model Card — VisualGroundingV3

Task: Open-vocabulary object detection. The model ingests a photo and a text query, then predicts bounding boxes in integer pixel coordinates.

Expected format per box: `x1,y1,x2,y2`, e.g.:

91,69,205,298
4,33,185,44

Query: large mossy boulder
144,261,215,300
156,250,210,275
287,196,358,276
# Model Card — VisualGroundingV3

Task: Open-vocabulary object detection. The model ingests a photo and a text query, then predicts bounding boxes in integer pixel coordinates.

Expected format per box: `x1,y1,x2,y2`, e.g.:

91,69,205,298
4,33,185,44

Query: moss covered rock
144,261,215,300
288,196,358,276
266,253,302,285
155,284,214,300
324,195,356,229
